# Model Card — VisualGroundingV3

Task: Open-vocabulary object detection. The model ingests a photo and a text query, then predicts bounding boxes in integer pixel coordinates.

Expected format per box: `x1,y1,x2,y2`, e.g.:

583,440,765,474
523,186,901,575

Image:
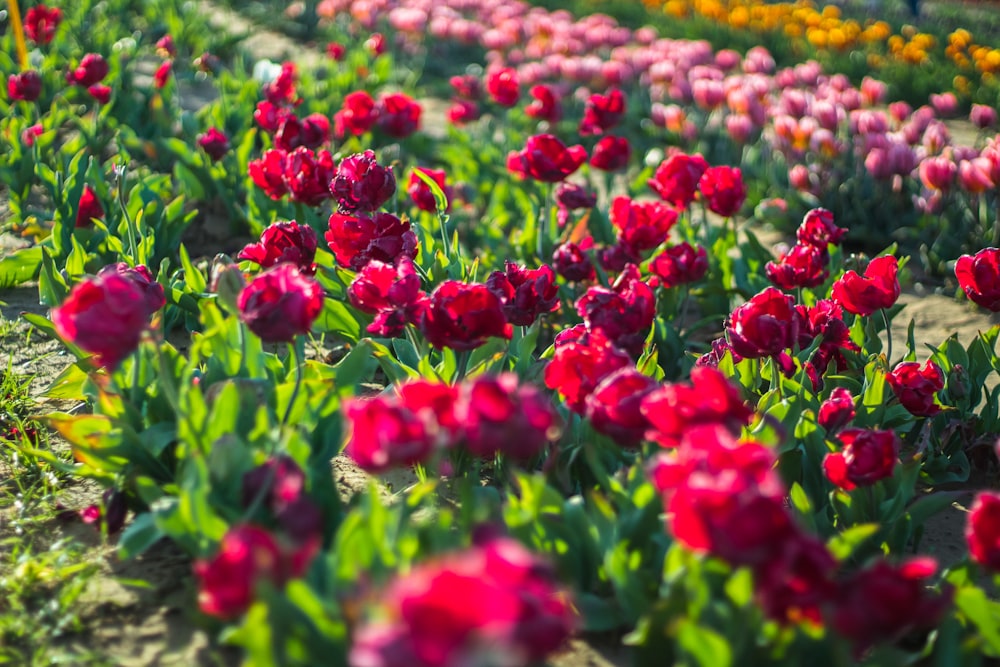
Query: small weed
0,533,108,666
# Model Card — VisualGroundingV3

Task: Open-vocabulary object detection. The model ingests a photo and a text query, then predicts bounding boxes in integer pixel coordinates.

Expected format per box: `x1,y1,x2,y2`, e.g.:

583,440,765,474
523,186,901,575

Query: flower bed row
5,0,1000,665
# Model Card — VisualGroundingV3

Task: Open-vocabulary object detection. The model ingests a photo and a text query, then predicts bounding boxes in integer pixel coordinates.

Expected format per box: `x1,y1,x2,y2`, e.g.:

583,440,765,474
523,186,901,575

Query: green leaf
21,312,57,340
577,593,626,632
117,512,164,559
789,482,813,514
956,587,1000,654
907,491,964,527
0,246,42,288
42,362,91,400
677,620,732,667
412,168,450,216
725,568,753,607
38,247,69,306
284,581,347,641
332,340,377,394
178,244,207,293
827,523,880,560
313,298,361,343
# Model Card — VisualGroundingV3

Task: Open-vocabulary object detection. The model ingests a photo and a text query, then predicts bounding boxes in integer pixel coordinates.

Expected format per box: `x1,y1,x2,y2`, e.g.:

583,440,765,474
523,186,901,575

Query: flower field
5,0,1000,664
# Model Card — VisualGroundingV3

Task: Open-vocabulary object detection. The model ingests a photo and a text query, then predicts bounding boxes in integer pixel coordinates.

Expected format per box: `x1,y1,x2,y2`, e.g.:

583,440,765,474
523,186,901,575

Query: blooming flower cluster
350,537,574,667
344,375,559,472
646,378,949,652
333,90,422,139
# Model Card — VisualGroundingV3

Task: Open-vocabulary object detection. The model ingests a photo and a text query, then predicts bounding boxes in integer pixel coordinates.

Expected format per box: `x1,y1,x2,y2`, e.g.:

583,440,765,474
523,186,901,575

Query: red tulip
349,539,574,667
197,127,230,161
156,35,177,58
254,100,290,134
525,84,562,123
555,183,596,210
283,147,336,207
87,84,111,105
263,62,298,105
544,325,631,413
51,268,161,369
238,220,318,275
8,71,42,102
457,374,559,460
485,262,559,327
641,366,752,449
823,428,899,491
698,165,746,217
887,360,944,416
507,134,587,183
765,243,830,290
649,430,795,567
66,54,109,88
831,255,900,316
832,557,950,656
237,264,324,344
726,287,798,360
754,534,837,626
956,248,1000,311
153,60,173,89
551,241,596,282
417,281,513,351
575,264,655,356
585,368,657,446
449,75,482,101
347,257,425,338
796,208,846,248
330,150,396,214
446,99,480,126
274,113,330,152
817,387,855,434
326,211,417,271
334,91,378,137
25,5,62,45
649,242,708,288
589,135,631,172
76,185,105,228
966,491,1000,571
326,42,346,61
648,152,708,209
96,263,166,316
21,123,44,147
579,88,625,135
194,525,310,619
609,196,677,252
486,67,521,107
376,93,421,138
344,395,437,472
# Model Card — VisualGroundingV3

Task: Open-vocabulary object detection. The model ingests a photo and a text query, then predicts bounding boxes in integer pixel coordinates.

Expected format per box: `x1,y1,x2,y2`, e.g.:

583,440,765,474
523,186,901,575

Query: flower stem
455,349,471,381
881,307,893,365
282,340,305,430
438,209,450,260
115,163,139,264
678,285,691,336
993,190,1000,247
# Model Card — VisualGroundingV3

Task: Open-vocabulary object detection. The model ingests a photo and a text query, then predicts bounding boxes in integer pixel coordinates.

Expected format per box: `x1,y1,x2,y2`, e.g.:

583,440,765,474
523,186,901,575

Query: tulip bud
947,363,970,401
211,257,246,314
